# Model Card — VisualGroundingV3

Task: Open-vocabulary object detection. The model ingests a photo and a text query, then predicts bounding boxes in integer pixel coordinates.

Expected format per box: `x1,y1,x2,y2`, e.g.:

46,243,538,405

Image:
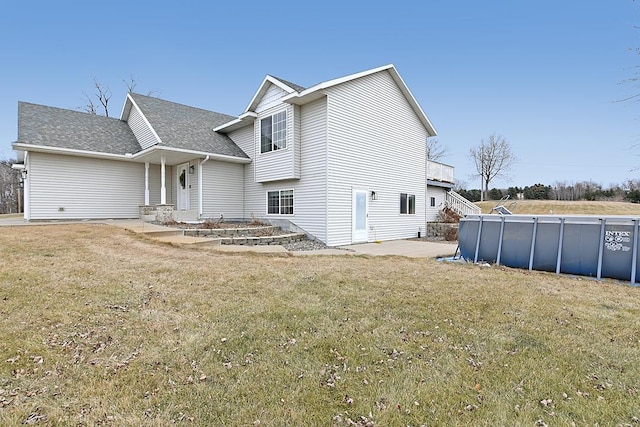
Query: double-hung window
267,190,294,215
260,111,287,153
400,193,416,215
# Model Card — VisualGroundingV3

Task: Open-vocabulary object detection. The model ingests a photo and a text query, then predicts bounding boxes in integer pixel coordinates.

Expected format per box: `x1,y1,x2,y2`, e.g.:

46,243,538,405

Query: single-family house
12,64,477,246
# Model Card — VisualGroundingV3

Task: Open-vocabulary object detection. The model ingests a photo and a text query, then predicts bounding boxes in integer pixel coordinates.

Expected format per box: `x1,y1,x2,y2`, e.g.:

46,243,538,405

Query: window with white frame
267,190,294,215
400,193,416,215
260,110,287,153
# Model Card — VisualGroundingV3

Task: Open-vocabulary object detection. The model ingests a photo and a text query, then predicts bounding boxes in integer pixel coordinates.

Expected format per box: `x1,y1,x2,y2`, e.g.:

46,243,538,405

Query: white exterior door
177,163,190,210
352,189,369,243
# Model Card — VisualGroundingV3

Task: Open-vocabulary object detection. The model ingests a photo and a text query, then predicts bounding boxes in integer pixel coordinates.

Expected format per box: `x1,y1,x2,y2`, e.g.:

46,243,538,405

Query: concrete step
151,234,221,247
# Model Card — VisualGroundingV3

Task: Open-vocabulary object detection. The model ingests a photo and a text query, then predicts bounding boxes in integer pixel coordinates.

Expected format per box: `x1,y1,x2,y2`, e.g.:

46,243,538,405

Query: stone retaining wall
426,222,459,241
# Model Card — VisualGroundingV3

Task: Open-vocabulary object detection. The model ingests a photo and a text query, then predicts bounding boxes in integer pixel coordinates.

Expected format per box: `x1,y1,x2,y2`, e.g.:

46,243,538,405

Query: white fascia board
244,75,298,113
132,145,252,164
213,111,257,133
119,94,133,120
123,93,164,144
11,143,132,160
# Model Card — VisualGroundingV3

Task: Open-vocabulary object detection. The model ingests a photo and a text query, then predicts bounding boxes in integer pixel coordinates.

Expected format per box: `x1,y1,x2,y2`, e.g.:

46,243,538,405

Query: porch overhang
11,143,251,166
427,179,455,189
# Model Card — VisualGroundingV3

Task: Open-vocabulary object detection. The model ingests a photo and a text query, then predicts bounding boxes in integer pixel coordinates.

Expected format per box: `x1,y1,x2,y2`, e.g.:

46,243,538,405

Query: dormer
216,76,304,183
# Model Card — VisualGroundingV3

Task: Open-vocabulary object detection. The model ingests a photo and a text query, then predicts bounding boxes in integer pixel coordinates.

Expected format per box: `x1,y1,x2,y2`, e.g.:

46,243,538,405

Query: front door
352,189,368,243
177,163,190,210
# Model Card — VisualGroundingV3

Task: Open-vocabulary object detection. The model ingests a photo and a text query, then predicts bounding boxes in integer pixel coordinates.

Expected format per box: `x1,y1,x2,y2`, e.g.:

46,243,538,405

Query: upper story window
260,111,287,153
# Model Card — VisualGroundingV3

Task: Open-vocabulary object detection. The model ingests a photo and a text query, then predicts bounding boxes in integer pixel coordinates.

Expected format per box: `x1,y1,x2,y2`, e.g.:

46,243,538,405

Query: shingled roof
268,76,306,93
129,93,249,159
17,102,141,155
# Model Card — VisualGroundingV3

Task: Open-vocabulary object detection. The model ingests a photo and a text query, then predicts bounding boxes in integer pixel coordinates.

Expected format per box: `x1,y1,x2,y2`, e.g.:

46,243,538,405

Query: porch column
144,162,150,205
198,155,210,217
160,155,166,204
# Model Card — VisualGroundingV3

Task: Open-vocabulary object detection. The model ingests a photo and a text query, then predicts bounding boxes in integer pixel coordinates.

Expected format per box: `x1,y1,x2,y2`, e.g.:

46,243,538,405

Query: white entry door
352,189,369,243
177,163,190,210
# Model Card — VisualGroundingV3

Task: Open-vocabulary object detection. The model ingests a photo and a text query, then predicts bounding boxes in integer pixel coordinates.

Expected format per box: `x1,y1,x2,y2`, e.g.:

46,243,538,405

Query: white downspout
160,155,166,204
144,162,150,205
198,155,210,218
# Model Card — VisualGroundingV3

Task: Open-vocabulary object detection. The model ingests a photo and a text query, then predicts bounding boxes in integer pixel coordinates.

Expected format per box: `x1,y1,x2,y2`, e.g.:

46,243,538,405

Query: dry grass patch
1,224,640,425
476,200,640,215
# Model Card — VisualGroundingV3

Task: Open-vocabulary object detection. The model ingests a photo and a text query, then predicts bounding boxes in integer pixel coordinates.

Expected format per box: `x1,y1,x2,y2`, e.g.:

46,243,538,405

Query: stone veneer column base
155,204,175,223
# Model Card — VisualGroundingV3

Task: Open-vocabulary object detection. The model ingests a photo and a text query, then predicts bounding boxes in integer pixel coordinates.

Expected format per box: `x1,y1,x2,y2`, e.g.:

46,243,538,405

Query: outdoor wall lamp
21,170,28,180
370,191,377,200
189,165,195,174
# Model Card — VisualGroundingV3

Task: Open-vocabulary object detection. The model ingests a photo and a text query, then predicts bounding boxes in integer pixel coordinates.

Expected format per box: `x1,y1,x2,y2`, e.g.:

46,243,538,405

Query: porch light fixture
370,191,377,201
189,165,195,174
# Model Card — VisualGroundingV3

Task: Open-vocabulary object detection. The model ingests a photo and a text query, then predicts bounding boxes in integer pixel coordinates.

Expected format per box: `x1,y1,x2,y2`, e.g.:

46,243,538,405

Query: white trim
352,189,369,243
400,192,417,215
213,111,257,133
144,162,150,205
12,143,132,161
176,162,190,210
160,155,166,204
133,145,251,164
198,155,210,217
244,76,299,113
12,143,251,165
259,109,288,154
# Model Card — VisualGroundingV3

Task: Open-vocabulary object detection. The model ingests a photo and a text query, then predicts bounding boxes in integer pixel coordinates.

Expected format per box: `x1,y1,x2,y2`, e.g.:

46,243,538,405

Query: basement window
267,189,294,215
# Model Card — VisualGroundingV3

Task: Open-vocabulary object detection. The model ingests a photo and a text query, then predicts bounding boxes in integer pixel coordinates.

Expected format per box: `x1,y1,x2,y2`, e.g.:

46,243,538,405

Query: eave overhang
11,142,251,166
213,111,257,133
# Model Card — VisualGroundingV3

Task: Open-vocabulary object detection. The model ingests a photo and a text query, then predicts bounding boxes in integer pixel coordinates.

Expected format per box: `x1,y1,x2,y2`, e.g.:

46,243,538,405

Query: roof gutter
12,143,132,161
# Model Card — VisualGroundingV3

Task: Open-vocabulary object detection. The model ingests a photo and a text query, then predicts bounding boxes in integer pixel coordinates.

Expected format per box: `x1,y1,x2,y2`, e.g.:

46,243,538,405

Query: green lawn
1,224,639,426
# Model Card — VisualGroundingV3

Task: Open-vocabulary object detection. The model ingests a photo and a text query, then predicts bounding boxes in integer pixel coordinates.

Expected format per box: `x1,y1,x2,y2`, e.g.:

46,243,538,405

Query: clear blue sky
1,1,638,189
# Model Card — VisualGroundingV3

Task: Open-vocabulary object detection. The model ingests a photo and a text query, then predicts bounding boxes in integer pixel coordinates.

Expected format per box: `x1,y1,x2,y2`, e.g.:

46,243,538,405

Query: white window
261,111,287,153
400,193,416,215
267,190,294,215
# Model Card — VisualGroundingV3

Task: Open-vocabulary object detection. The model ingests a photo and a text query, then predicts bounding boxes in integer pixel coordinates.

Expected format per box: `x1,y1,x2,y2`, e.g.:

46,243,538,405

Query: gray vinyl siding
324,70,428,246
290,97,327,242
127,105,159,149
147,164,174,206
186,161,197,210
228,124,259,218
228,98,328,242
201,160,244,219
254,104,298,182
256,83,288,113
426,186,447,222
28,152,143,219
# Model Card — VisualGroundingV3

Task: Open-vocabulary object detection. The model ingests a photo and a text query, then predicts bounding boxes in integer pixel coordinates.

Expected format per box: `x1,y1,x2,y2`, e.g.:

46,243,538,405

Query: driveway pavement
0,217,458,258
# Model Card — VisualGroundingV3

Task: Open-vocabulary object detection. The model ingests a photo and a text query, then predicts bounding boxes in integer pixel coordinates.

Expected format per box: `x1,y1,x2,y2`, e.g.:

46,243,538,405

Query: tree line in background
0,160,22,214
456,179,640,203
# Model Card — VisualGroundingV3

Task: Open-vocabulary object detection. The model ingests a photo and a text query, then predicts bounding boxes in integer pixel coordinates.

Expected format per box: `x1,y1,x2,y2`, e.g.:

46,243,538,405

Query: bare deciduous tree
82,76,159,116
469,133,517,201
0,159,22,214
82,77,112,116
426,138,449,161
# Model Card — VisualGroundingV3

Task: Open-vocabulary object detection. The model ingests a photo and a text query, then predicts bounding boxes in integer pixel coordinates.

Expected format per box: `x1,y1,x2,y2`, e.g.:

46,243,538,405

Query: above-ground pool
458,214,640,284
